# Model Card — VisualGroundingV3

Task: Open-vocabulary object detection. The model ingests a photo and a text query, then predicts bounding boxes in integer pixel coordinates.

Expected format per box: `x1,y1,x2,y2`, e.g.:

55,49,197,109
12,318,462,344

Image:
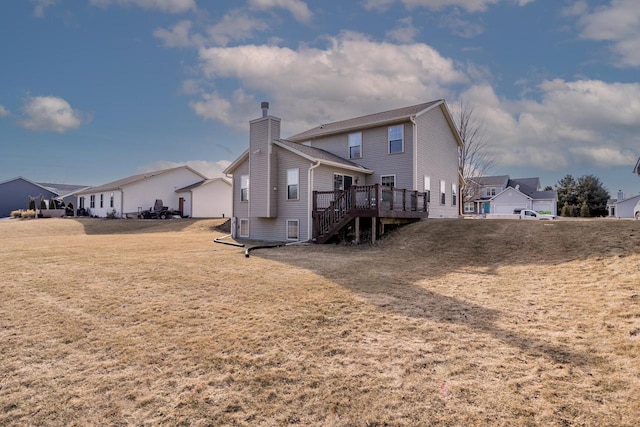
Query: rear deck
312,184,429,243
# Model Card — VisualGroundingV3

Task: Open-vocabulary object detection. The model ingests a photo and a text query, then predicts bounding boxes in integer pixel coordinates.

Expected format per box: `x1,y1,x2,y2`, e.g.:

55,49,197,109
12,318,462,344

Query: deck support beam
372,217,377,244
355,216,360,244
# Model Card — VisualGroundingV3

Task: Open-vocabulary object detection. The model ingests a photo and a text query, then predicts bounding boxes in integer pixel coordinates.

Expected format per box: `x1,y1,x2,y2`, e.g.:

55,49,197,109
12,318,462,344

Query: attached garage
491,188,530,214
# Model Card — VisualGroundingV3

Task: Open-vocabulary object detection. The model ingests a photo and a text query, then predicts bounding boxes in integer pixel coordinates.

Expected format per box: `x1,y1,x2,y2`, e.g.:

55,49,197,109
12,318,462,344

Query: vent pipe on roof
618,190,624,201
261,101,269,118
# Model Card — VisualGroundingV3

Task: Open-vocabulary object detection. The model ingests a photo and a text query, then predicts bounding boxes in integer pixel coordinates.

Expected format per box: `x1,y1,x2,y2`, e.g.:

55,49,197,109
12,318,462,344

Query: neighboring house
465,175,557,216
176,178,232,218
224,100,462,243
0,176,87,217
607,191,640,218
75,166,208,218
634,157,640,176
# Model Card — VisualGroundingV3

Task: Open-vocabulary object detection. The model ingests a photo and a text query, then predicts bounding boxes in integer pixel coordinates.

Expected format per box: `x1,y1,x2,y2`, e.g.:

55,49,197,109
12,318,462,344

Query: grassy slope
0,218,639,426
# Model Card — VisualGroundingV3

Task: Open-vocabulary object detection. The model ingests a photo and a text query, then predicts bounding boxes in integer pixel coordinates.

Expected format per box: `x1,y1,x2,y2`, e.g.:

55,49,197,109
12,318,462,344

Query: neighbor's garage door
494,204,525,214
533,201,554,214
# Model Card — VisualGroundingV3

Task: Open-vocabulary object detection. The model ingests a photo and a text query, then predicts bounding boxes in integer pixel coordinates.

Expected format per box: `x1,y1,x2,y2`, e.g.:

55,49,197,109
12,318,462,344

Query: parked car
634,201,640,220
519,209,556,220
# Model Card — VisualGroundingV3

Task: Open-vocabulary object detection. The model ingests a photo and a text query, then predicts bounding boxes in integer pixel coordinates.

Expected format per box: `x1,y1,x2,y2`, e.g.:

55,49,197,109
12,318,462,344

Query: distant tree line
555,174,609,217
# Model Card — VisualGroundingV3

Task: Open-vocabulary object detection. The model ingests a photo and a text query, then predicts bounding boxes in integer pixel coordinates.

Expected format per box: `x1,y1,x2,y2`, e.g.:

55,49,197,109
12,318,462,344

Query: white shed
176,178,232,218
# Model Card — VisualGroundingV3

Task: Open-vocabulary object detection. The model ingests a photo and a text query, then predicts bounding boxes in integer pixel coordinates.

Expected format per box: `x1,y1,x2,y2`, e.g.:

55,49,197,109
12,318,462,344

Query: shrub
40,199,47,210
580,200,590,217
22,210,36,218
28,198,36,211
49,199,57,209
10,210,23,218
106,210,118,219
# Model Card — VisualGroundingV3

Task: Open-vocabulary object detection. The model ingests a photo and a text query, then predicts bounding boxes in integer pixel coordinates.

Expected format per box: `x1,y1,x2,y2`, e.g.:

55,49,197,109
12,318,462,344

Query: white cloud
0,105,9,117
31,0,55,17
439,10,485,38
459,79,640,170
248,0,312,23
193,31,467,133
362,0,531,13
154,20,197,47
206,9,269,46
561,1,588,17
577,0,640,67
137,159,232,178
90,0,196,14
20,96,86,133
386,17,419,43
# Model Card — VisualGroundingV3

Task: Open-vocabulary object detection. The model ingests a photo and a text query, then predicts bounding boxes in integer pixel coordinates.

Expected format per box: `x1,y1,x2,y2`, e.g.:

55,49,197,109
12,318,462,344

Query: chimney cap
261,101,269,109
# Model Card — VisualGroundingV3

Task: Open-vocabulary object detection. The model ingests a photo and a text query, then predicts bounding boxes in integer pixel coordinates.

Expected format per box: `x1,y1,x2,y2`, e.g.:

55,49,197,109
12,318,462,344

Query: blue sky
1,0,639,197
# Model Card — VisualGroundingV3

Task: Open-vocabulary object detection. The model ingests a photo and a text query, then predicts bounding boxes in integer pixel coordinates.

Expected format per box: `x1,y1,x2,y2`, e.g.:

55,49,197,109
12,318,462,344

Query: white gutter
410,115,418,190
307,161,321,240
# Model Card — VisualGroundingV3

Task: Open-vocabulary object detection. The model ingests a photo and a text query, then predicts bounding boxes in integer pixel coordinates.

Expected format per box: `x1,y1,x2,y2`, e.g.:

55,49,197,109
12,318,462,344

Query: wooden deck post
372,217,377,244
355,216,360,244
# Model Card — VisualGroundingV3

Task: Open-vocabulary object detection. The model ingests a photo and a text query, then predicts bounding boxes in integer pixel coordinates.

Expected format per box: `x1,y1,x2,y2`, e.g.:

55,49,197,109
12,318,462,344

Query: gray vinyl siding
415,105,460,218
247,147,310,242
249,117,280,218
0,179,57,217
306,122,414,190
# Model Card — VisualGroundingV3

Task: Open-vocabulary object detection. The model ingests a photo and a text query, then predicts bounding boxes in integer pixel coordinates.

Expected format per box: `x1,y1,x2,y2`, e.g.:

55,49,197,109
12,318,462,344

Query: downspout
410,116,418,190
308,160,321,240
120,189,124,218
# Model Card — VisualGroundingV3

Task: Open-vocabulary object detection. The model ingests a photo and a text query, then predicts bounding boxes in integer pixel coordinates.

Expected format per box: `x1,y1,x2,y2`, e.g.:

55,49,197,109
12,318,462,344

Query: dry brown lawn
0,217,639,426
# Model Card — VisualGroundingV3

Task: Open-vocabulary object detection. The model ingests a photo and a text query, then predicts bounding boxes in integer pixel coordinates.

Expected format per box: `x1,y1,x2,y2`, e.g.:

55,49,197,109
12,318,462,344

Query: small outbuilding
176,178,232,218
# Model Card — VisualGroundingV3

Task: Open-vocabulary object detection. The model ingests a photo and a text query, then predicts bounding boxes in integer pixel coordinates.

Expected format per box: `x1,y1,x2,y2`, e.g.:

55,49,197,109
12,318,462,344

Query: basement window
239,218,249,238
286,219,299,240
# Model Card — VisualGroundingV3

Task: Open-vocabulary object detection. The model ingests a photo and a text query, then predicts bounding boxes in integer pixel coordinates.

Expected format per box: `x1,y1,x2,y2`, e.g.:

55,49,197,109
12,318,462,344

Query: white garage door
494,204,525,214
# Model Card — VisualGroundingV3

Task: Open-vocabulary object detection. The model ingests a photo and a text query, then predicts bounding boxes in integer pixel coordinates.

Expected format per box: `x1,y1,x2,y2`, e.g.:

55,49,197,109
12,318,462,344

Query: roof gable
176,177,231,192
288,100,444,142
634,157,640,175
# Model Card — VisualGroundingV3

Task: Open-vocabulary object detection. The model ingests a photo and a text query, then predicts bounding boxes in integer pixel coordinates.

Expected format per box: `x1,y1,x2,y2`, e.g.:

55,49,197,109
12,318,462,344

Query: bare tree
455,101,495,214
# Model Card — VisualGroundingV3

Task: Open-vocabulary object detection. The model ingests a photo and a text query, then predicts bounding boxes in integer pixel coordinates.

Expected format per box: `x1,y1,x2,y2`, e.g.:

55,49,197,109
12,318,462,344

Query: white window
452,184,457,206
486,187,496,197
110,192,114,208
334,174,353,191
239,218,249,237
464,202,474,213
348,132,362,159
440,180,446,205
286,220,299,240
100,194,104,208
424,176,431,202
388,125,403,154
79,197,85,209
287,168,299,200
240,175,249,202
381,175,395,187
89,195,95,208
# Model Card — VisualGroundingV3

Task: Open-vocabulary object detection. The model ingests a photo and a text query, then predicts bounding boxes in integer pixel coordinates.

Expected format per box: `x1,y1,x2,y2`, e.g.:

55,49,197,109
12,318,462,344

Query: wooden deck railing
312,184,429,241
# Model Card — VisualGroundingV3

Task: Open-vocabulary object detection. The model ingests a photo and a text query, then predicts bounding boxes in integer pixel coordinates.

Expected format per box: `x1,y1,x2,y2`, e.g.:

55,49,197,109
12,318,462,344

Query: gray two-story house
224,100,463,243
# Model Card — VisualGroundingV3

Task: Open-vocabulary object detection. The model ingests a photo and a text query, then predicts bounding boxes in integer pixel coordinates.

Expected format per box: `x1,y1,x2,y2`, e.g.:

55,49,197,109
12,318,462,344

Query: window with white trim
89,195,95,208
287,168,299,200
239,218,249,237
424,176,431,202
464,202,474,213
486,187,496,197
452,184,457,206
100,194,104,208
381,175,395,187
388,125,403,154
286,220,299,240
440,180,446,205
348,132,362,159
240,175,249,202
110,192,114,208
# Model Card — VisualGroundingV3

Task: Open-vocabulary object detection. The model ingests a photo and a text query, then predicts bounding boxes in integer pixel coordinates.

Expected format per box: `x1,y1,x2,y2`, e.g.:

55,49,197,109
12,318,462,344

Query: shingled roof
288,100,444,142
76,166,207,194
274,140,372,173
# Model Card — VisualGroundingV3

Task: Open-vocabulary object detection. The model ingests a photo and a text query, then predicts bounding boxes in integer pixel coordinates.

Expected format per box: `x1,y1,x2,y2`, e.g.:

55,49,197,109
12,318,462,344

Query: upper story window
348,132,362,159
287,168,299,200
381,175,395,187
388,125,404,154
240,175,249,202
486,187,496,197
